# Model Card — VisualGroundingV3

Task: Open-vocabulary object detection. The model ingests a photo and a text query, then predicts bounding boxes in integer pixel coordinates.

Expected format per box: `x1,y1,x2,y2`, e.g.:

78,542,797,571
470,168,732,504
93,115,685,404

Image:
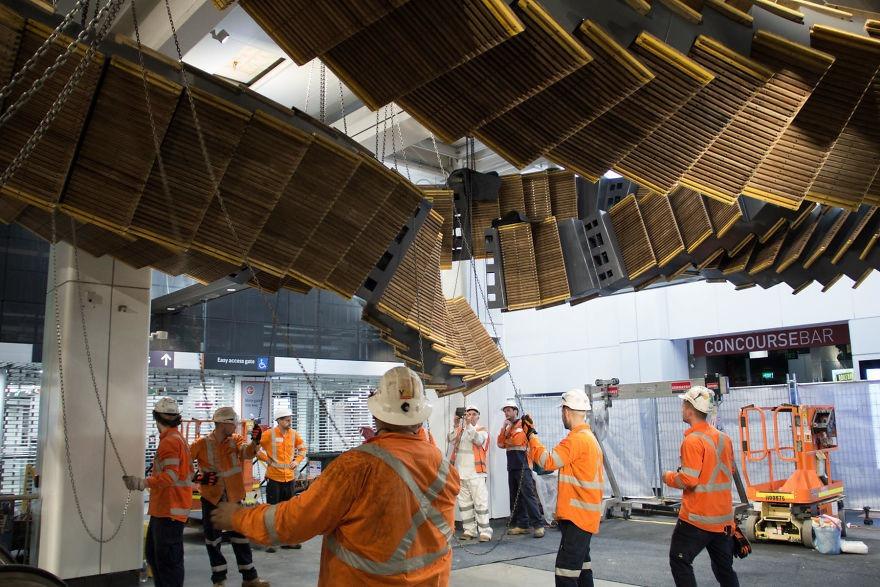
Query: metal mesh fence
521,381,880,509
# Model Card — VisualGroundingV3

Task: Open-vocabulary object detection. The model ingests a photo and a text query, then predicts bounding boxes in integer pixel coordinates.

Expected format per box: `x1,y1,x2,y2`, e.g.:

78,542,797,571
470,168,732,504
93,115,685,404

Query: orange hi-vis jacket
146,428,193,523
663,421,735,533
233,431,460,586
528,423,604,533
497,419,531,470
258,427,307,483
448,424,489,474
191,433,256,505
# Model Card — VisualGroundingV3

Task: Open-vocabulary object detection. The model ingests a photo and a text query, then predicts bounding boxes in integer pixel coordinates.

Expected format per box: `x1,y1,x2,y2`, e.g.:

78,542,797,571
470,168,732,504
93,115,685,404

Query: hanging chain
392,105,411,182
0,0,118,130
337,79,348,135
0,0,124,191
374,110,380,159
50,213,133,544
131,0,182,244
304,60,314,114
160,0,352,450
319,62,326,124
0,0,89,101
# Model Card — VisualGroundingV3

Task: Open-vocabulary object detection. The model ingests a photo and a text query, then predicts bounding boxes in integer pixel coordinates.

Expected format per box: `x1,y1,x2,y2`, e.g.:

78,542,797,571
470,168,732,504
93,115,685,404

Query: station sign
149,350,175,369
693,324,850,357
205,354,274,372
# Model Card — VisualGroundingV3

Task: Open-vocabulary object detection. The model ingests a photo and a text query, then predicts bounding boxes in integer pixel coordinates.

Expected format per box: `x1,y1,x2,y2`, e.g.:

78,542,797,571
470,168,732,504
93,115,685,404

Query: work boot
479,534,492,542
533,526,545,538
508,527,530,535
265,546,276,553
459,532,476,540
281,544,302,549
242,579,270,587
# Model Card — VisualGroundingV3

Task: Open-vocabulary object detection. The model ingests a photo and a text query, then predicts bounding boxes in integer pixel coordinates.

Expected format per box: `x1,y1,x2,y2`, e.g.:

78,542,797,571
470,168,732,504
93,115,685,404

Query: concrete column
35,243,150,581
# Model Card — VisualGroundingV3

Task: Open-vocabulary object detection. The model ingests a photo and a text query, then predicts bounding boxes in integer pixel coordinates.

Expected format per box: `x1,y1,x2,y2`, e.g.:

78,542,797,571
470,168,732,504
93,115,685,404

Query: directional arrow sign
149,350,175,369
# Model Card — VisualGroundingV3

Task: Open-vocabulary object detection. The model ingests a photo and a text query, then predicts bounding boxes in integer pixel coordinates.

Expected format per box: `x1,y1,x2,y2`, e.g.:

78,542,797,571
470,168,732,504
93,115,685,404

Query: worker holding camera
448,405,492,541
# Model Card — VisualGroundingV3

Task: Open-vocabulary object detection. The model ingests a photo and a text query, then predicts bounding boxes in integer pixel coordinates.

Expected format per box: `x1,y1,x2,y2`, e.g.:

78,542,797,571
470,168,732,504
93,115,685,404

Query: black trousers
201,499,258,583
265,478,294,505
670,520,739,587
555,520,593,587
145,516,184,587
508,467,543,529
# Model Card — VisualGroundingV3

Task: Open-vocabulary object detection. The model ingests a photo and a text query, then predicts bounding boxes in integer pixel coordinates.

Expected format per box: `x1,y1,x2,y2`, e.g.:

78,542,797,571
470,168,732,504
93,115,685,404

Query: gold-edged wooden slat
498,222,540,310
752,0,804,22
668,185,714,252
721,239,756,275
657,0,704,24
623,0,652,15
704,0,754,25
776,213,821,272
803,209,850,268
548,170,578,221
832,206,877,263
748,228,788,274
498,174,526,215
639,191,685,267
422,188,455,269
523,170,552,221
608,194,657,280
548,32,713,182
704,196,743,238
398,0,591,144
533,218,570,305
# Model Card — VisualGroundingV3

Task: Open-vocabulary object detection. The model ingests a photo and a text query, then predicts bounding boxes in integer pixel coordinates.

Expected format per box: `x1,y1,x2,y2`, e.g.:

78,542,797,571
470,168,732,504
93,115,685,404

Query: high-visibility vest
231,431,460,586
448,425,489,474
191,433,250,505
259,427,307,483
667,422,735,533
497,419,531,470
146,428,193,522
529,423,604,533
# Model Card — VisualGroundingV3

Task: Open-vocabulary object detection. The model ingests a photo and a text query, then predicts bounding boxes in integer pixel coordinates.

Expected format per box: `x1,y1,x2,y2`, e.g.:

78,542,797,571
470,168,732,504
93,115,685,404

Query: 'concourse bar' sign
693,324,850,357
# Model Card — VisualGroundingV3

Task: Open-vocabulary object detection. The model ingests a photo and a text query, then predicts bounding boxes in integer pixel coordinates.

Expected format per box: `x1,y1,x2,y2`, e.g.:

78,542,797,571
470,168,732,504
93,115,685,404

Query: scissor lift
739,404,844,548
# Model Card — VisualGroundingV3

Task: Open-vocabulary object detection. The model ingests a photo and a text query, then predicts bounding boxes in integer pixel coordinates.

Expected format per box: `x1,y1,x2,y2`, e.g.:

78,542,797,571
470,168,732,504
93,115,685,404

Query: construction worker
209,366,460,586
522,389,604,587
497,399,544,537
123,397,197,587
663,386,739,587
190,407,269,587
447,404,492,542
257,407,307,552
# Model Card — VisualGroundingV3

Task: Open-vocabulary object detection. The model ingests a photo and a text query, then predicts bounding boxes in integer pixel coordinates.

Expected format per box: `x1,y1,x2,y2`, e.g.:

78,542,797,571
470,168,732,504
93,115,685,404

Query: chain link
304,60,313,114
392,105,411,182
50,213,133,544
337,79,347,135
319,62,326,124
0,0,124,191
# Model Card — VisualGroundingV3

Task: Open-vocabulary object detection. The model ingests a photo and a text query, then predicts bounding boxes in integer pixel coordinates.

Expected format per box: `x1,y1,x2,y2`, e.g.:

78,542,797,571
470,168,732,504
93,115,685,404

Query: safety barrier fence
522,380,880,510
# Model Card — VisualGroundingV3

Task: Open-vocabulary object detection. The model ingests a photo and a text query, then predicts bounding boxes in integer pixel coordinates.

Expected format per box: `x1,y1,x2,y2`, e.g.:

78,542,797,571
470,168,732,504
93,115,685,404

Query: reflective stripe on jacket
259,427,307,483
447,424,489,474
191,433,254,505
232,431,460,586
663,421,734,533
497,420,531,470
146,428,193,522
528,423,604,533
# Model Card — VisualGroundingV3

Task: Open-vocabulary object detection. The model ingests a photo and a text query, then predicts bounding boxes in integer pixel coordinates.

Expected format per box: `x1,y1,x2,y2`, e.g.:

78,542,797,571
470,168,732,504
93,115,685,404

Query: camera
455,407,467,418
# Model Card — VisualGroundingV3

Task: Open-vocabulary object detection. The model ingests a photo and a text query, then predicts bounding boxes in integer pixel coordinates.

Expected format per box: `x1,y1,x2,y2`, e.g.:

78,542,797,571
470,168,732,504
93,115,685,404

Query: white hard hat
560,388,590,412
465,405,480,414
212,406,240,424
501,399,519,411
274,408,294,421
368,366,432,426
679,386,712,414
153,396,180,415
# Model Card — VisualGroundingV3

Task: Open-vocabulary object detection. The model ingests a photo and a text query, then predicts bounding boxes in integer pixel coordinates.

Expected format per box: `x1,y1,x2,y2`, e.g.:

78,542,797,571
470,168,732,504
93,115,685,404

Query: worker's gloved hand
522,414,537,439
123,475,145,491
250,425,263,445
193,471,218,486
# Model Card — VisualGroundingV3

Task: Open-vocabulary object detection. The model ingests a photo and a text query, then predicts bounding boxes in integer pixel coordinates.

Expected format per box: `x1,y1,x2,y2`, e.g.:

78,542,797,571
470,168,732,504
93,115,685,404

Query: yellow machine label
818,487,844,498
757,491,794,501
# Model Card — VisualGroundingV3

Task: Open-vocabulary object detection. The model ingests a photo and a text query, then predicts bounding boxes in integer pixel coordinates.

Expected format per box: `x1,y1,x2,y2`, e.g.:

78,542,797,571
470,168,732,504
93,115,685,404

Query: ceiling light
226,288,237,292
166,306,175,311
211,29,230,44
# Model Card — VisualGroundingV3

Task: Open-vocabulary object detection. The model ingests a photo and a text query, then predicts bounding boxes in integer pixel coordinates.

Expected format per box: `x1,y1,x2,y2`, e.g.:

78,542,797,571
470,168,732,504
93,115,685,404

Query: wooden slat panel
192,112,308,264
744,27,880,209
639,191,685,267
422,188,455,268
60,57,181,232
704,196,743,238
470,198,500,259
533,218,570,305
498,222,539,310
130,89,250,249
236,0,410,66
668,186,713,252
615,36,772,194
808,74,880,209
321,0,523,110
398,0,591,143
0,22,102,209
776,213,821,272
498,174,525,215
608,194,656,279
0,5,22,89
548,32,713,182
832,206,877,262
681,31,835,204
474,20,653,169
523,170,552,221
748,228,788,274
548,169,578,221
803,209,850,268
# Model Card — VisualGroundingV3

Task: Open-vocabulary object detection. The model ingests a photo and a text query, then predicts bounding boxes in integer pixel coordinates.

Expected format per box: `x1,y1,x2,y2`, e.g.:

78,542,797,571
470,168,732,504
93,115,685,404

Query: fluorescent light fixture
226,288,237,292
749,350,769,359
210,29,230,44
603,170,622,179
